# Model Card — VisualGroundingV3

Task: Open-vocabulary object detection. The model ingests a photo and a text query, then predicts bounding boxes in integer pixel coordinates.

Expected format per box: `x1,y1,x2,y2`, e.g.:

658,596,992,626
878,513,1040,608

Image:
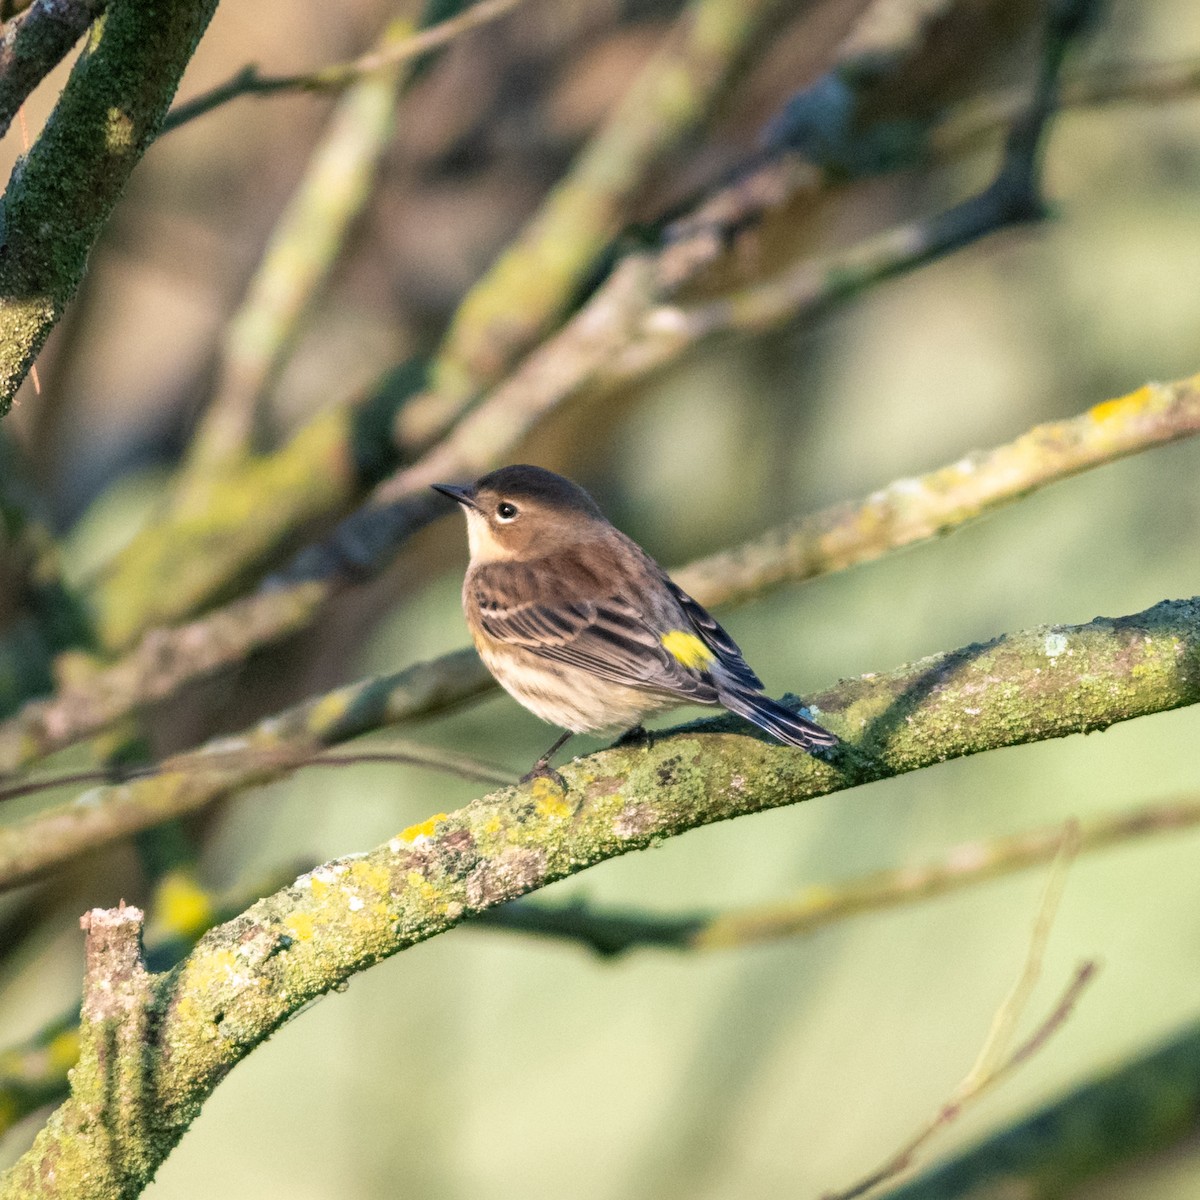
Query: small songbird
432,465,837,778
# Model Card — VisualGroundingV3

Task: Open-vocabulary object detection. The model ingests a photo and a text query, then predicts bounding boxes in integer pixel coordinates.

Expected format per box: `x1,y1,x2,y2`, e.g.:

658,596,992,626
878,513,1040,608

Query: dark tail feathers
719,686,838,751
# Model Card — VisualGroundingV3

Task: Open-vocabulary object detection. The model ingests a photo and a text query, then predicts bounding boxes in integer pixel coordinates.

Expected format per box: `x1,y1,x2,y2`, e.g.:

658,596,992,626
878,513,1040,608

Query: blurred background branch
476,791,1200,953
0,0,1197,1194
888,1022,1200,1199
2,372,1193,774
174,19,418,484
159,0,526,134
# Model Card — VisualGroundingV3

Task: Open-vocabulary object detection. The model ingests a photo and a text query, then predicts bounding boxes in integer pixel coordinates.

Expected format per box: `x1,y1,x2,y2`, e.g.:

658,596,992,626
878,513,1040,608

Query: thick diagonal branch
4,595,1200,1195
0,0,107,140
0,593,1198,892
0,0,220,415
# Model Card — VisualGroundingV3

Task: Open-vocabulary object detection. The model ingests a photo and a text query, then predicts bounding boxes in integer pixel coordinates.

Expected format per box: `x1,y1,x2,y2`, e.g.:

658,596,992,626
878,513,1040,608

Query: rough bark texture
0,0,220,415
3,595,1200,1197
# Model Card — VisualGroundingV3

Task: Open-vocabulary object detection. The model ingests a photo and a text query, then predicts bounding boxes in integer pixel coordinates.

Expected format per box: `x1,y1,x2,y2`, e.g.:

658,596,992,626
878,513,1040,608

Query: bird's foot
612,723,654,750
520,759,567,792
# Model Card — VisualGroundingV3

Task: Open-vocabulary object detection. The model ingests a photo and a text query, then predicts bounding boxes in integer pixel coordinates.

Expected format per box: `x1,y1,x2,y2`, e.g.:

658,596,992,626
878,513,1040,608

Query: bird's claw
612,724,654,750
520,761,567,792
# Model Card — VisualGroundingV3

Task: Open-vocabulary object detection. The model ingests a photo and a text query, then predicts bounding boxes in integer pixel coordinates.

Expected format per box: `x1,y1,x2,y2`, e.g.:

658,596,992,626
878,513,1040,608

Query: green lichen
6,598,1200,1196
0,0,221,420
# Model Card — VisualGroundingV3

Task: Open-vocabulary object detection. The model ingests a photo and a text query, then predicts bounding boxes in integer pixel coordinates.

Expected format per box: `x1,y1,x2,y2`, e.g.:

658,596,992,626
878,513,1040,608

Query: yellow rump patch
661,629,715,670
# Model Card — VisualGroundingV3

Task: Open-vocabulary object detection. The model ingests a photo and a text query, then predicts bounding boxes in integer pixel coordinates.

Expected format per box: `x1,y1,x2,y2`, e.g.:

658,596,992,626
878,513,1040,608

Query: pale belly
478,643,684,734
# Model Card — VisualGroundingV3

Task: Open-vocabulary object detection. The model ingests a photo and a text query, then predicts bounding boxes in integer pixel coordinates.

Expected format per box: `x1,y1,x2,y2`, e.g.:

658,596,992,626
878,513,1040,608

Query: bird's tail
719,686,838,751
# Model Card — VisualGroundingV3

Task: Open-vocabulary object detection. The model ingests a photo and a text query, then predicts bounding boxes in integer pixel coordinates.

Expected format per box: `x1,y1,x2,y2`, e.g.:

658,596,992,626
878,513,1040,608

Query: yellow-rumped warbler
433,465,836,776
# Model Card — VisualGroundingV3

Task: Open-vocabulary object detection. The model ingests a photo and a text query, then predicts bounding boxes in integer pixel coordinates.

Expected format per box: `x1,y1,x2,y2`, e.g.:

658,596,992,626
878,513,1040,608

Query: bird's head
432,464,606,563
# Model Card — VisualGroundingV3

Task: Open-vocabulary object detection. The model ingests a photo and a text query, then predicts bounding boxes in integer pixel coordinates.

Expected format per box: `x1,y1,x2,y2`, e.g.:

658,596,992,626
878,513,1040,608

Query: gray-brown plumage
433,465,836,768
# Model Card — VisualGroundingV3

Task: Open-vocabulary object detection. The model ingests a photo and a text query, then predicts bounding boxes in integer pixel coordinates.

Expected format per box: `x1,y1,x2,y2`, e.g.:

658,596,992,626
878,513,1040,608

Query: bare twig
161,0,525,134
827,826,1092,1200
887,1020,1200,1199
964,826,1082,1088
826,963,1097,1200
0,735,515,802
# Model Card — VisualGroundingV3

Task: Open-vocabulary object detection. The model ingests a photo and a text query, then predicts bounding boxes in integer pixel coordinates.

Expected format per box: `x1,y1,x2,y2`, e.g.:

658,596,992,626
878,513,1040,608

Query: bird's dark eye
496,501,519,522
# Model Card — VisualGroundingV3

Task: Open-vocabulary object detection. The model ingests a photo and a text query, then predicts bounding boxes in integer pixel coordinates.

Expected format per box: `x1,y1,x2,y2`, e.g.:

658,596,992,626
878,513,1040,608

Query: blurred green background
3,0,1200,1195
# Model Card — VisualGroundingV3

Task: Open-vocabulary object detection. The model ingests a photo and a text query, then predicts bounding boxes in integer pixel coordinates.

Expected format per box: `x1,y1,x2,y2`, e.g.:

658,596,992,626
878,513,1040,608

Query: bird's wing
473,589,720,703
663,579,764,691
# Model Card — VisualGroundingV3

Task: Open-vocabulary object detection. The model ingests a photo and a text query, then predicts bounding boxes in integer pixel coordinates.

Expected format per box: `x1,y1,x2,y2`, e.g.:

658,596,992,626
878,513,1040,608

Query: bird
432,464,837,780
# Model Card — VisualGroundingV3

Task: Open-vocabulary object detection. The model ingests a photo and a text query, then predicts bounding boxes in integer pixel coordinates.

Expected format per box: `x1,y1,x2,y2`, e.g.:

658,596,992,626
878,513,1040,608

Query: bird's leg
520,730,574,790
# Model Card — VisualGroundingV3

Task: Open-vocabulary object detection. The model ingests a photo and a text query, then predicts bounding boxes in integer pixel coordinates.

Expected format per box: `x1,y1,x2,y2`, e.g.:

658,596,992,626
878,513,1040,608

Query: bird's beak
431,482,478,510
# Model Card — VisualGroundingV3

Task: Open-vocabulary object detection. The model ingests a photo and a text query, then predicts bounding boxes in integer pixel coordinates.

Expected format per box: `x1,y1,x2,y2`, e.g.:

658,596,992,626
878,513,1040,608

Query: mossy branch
84,361,424,654
3,371,1196,776
0,0,106,140
4,595,1200,1194
7,783,1200,1126
0,592,1197,895
0,0,220,416
478,790,1200,954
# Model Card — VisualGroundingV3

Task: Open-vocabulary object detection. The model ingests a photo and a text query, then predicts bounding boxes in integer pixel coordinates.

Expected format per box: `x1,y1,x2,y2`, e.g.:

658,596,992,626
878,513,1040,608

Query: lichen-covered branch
5,783,1199,1129
673,375,1200,607
0,0,106,140
2,592,1200,895
887,1022,1200,1200
476,789,1200,953
5,370,1195,775
54,904,153,1196
4,595,1200,1196
0,862,308,1138
0,0,220,416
